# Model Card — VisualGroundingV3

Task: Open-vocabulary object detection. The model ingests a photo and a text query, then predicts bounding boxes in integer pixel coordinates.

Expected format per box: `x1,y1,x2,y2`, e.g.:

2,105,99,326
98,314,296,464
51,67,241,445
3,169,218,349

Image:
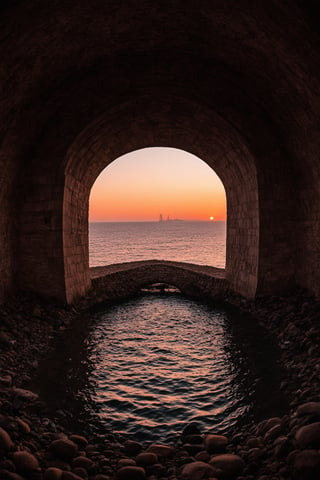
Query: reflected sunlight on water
34,295,287,443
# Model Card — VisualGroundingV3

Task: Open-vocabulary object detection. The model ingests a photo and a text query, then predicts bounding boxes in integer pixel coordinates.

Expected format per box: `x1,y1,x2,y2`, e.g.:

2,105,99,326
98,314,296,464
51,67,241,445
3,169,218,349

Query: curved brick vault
0,1,319,303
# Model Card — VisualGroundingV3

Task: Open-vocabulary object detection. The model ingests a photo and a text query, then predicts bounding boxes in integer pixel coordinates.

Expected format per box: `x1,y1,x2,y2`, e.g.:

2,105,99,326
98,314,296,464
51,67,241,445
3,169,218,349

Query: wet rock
209,454,245,479
44,467,63,480
116,466,146,480
135,452,158,466
0,426,15,450
12,451,40,474
180,461,216,480
204,434,228,453
182,444,204,456
295,422,320,448
50,438,79,460
146,444,175,457
291,449,320,480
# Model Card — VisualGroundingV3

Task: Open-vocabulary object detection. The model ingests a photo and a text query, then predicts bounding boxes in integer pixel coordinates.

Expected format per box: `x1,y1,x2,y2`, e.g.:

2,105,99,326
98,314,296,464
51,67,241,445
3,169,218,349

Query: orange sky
89,147,226,222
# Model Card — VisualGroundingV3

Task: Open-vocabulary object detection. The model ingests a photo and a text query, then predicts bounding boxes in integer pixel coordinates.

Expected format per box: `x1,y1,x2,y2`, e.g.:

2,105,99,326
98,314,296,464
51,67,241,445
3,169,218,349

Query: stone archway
0,1,319,303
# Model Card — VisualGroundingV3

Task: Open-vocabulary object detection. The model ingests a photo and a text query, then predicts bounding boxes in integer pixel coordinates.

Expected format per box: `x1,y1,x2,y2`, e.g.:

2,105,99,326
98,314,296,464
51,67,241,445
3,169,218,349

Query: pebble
204,434,228,453
180,461,216,480
295,422,320,448
146,444,175,457
12,451,40,473
50,439,79,460
135,452,158,466
116,466,146,480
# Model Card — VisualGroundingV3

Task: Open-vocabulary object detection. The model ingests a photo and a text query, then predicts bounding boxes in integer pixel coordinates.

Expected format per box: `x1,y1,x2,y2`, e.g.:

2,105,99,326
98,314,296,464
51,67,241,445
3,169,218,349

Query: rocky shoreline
0,290,320,480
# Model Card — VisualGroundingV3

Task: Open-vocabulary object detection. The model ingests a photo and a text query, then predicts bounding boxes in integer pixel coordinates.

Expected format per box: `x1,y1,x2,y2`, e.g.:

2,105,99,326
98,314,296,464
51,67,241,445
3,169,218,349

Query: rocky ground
0,289,320,480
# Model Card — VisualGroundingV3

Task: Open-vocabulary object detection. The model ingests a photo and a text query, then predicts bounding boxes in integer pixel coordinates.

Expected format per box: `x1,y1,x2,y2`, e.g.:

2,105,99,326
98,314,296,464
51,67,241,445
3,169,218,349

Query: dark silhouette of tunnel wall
0,1,319,303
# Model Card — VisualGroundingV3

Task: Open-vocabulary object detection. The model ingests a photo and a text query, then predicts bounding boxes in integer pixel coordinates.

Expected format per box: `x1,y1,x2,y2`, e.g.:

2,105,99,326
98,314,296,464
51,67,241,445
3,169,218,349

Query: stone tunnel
0,1,320,304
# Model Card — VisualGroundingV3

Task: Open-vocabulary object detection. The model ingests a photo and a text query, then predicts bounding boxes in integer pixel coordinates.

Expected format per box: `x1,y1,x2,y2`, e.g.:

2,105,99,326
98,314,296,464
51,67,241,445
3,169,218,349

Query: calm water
34,295,286,443
89,221,226,268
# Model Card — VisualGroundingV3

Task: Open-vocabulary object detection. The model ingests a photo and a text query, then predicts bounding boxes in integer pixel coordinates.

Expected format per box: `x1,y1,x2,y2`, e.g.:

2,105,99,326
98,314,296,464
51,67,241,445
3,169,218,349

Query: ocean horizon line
89,219,226,223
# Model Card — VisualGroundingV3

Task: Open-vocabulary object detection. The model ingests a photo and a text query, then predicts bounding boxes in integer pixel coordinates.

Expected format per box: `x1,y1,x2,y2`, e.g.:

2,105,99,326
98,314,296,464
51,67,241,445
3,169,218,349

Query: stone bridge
90,261,227,303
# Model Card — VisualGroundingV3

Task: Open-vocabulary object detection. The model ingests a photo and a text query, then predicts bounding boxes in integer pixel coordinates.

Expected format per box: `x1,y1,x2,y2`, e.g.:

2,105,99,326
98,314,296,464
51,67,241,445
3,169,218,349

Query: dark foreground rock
0,289,320,479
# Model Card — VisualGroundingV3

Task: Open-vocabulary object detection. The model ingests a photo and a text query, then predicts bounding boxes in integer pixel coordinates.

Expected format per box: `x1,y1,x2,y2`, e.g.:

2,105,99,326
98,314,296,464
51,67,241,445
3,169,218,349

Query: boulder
204,434,228,453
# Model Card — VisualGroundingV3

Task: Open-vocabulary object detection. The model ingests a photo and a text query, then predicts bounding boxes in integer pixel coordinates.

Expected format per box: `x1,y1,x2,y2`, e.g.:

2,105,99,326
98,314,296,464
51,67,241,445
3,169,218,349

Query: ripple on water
33,294,288,443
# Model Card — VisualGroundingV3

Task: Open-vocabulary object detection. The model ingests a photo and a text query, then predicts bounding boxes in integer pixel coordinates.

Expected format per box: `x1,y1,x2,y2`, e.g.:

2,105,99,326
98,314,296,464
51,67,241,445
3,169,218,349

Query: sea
89,220,226,268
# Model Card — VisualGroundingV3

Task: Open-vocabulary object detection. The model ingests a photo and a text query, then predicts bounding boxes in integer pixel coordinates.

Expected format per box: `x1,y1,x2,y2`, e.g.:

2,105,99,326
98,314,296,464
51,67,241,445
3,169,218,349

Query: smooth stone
194,451,211,462
72,456,94,470
146,444,175,457
12,451,40,473
0,427,15,450
135,452,158,466
44,467,64,480
69,435,89,449
297,402,320,417
264,424,282,442
204,434,228,453
50,439,79,460
291,449,320,480
295,422,320,448
209,454,245,479
117,466,146,480
181,461,216,480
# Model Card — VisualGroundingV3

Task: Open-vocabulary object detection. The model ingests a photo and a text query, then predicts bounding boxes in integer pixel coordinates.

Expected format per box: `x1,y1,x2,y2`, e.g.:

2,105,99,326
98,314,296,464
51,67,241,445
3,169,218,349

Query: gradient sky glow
89,147,226,222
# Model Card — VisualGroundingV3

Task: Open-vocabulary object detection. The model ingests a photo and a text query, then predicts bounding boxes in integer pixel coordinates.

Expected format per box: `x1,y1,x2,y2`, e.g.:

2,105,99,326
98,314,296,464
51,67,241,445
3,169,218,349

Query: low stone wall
90,260,228,304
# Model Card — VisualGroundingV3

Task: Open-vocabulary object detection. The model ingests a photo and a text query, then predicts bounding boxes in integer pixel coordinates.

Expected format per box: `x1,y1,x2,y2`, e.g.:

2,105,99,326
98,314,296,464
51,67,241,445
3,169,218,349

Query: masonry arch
61,96,261,303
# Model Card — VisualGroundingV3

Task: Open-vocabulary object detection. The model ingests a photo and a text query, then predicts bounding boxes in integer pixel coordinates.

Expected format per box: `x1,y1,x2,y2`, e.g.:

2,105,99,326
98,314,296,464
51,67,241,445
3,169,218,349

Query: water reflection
32,295,288,443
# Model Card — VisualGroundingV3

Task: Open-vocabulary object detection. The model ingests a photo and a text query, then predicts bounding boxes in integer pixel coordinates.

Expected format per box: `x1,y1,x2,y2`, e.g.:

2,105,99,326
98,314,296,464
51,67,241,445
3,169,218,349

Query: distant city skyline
89,147,226,222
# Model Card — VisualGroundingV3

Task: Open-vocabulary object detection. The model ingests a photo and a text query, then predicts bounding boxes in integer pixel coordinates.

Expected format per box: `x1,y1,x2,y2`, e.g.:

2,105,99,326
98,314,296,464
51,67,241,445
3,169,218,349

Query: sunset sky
89,147,226,222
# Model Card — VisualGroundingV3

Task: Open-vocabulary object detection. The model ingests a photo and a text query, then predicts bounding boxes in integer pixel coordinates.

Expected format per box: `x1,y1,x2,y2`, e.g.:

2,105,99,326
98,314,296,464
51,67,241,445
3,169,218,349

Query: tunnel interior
1,1,320,304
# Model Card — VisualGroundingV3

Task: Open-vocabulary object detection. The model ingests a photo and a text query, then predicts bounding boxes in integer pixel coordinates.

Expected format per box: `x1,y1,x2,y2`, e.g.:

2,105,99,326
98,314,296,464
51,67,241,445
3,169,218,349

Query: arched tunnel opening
88,146,227,271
